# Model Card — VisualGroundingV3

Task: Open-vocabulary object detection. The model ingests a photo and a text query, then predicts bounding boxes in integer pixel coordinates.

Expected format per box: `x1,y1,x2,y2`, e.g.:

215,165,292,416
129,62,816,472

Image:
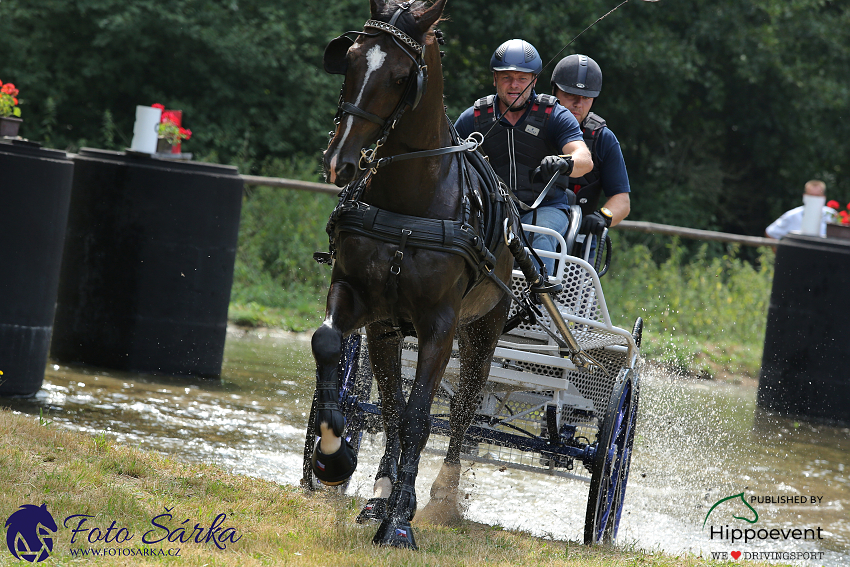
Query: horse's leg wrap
312,325,345,438
356,497,388,524
356,448,397,522
387,460,419,522
375,451,399,485
311,437,358,486
373,458,419,549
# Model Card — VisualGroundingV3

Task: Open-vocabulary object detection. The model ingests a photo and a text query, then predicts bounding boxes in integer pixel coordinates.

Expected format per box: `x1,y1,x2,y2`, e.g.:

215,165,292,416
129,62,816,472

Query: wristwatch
599,207,614,227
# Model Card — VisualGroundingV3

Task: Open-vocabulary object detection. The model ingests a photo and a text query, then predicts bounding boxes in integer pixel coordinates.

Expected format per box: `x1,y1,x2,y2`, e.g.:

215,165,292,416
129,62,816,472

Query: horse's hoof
311,438,357,485
372,518,417,550
356,498,387,524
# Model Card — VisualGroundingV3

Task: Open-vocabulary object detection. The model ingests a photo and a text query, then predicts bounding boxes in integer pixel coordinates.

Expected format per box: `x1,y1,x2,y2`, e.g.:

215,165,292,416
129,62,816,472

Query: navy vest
471,94,568,205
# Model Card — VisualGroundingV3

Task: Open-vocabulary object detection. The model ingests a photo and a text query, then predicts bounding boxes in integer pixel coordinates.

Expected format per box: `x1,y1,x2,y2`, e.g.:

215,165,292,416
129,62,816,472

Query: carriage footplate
356,498,388,524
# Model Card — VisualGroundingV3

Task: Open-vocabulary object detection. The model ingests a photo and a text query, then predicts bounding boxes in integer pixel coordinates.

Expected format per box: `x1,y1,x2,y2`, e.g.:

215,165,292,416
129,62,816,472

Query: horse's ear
416,0,447,35
370,0,386,17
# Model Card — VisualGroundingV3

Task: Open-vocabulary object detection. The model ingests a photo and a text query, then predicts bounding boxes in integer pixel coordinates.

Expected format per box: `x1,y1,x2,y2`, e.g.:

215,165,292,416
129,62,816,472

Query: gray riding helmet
551,54,602,98
490,39,543,75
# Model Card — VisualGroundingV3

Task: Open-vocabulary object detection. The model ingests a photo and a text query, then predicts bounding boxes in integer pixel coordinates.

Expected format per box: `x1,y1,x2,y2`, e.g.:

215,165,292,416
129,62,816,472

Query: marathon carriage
311,0,642,549
303,215,643,545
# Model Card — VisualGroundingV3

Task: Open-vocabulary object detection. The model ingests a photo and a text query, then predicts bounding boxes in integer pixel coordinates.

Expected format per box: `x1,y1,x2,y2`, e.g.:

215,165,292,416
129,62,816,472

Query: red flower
151,103,165,110
161,110,181,124
827,200,840,209
2,83,19,96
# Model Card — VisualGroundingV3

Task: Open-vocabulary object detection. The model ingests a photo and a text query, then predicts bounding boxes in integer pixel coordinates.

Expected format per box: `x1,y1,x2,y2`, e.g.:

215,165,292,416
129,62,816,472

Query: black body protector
472,94,569,206
568,111,606,216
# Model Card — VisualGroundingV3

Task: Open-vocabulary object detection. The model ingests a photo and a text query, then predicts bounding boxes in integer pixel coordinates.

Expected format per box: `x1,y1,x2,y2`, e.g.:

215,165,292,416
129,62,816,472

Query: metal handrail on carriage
303,208,643,544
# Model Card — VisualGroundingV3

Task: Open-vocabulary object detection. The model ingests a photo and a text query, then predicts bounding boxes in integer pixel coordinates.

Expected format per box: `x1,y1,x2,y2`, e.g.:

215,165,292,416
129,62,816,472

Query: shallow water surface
4,329,847,565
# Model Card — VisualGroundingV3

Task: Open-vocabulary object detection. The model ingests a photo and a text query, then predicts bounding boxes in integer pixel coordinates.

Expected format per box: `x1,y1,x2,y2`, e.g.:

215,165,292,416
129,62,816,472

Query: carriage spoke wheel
302,335,373,492
584,368,639,545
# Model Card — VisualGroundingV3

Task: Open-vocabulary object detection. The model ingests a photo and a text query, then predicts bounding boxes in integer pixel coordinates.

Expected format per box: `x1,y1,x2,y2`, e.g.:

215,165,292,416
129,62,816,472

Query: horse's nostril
336,162,355,186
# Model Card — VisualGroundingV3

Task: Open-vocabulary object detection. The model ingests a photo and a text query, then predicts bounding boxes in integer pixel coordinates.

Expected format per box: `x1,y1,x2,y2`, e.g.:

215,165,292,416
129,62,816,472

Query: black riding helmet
551,54,602,98
490,39,543,75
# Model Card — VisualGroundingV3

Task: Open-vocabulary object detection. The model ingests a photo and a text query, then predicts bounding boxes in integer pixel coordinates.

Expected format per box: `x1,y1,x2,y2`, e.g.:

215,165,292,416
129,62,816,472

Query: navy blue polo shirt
589,125,630,198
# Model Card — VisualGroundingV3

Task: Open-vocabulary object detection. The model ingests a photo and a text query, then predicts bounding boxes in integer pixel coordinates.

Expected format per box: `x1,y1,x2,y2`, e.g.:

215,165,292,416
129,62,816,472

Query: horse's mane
373,0,445,46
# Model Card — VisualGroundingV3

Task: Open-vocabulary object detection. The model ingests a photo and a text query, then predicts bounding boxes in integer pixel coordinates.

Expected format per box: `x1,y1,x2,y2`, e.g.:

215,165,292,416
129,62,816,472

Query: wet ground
4,328,848,565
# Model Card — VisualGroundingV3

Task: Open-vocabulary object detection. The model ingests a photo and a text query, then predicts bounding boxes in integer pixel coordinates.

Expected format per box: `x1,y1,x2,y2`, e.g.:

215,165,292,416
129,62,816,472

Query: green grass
0,408,783,566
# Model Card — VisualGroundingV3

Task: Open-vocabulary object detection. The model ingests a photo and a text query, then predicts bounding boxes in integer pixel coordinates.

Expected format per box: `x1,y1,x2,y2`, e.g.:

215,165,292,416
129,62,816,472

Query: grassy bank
229,172,775,379
1,408,778,566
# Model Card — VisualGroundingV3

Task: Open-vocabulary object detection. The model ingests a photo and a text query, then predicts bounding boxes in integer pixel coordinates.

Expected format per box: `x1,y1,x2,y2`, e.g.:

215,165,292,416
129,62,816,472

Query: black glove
539,155,573,178
581,210,612,236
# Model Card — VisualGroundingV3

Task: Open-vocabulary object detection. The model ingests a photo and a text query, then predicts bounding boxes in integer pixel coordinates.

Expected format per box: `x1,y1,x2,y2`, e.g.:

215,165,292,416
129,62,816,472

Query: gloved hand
581,210,612,236
539,155,573,178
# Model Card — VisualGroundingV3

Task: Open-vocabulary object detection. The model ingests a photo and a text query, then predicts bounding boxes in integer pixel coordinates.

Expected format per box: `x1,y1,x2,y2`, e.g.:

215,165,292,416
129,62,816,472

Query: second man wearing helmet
551,53,631,236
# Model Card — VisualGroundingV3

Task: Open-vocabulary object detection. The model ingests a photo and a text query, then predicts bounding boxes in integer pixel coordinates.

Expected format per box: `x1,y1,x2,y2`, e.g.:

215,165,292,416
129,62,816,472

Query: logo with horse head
5,504,58,562
703,492,759,529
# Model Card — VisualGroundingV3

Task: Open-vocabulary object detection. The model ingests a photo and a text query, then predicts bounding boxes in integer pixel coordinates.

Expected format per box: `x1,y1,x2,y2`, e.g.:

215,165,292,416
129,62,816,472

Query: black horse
313,0,520,549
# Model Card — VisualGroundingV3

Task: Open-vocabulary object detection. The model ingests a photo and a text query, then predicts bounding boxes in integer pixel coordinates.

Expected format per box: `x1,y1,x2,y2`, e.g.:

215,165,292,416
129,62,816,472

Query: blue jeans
520,206,569,278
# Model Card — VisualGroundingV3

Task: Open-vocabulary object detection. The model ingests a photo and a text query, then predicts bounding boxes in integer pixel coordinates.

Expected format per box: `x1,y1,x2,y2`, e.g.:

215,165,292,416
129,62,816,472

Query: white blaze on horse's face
327,43,387,185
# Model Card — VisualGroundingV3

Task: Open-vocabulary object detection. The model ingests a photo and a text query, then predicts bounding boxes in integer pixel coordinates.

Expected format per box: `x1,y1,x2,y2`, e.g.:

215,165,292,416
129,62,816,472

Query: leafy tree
1,0,849,237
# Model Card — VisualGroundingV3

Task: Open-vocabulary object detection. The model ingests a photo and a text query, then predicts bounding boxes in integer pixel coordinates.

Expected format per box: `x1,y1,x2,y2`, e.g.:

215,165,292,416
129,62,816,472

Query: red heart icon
731,551,742,560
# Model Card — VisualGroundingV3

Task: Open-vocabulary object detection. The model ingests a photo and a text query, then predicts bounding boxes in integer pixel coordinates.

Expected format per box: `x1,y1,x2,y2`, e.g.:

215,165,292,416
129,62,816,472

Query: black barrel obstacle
757,233,850,425
50,148,243,378
0,139,74,396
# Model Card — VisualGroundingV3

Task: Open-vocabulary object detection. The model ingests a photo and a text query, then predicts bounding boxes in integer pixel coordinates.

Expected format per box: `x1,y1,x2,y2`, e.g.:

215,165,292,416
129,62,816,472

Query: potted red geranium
0,80,22,137
151,103,192,154
826,199,850,240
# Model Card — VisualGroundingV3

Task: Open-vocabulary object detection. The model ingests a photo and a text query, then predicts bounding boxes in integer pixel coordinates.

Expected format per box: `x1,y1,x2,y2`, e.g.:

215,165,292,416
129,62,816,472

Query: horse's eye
396,77,408,86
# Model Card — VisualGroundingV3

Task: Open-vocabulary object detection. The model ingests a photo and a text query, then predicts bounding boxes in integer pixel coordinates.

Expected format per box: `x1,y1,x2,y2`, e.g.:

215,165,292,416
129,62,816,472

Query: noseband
324,2,428,160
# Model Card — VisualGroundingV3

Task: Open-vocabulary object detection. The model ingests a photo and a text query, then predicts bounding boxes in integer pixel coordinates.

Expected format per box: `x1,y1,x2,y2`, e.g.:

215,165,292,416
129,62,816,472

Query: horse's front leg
373,312,458,549
310,280,366,486
355,323,405,523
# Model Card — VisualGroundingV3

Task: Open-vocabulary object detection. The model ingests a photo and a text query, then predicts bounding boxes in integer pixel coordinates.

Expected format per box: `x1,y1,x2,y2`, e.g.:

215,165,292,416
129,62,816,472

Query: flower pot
0,116,22,137
156,137,173,154
826,223,850,240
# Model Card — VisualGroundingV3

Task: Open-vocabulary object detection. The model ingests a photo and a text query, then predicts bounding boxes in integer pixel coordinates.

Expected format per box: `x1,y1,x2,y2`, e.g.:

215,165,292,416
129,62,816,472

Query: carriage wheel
301,334,373,492
584,367,640,545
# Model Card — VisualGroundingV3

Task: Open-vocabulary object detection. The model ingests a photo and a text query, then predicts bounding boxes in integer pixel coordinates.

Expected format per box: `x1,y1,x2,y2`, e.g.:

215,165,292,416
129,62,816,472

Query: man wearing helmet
454,39,593,277
551,54,631,236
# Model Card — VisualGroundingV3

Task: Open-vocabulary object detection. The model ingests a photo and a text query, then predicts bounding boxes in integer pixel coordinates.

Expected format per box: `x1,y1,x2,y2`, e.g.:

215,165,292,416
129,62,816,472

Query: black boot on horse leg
356,448,398,523
310,324,358,485
373,456,421,549
357,326,404,523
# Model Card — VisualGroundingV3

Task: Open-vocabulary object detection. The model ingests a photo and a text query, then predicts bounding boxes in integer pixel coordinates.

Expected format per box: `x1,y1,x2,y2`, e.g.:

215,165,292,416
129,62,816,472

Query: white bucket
801,194,825,236
129,105,162,153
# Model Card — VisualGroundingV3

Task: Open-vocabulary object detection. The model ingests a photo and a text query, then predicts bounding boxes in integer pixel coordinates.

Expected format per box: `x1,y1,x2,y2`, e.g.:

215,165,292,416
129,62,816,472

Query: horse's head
322,0,447,187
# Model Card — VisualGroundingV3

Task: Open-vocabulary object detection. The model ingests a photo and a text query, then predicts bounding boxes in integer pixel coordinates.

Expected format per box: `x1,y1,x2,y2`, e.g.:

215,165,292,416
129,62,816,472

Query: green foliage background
2,0,849,232
0,0,837,375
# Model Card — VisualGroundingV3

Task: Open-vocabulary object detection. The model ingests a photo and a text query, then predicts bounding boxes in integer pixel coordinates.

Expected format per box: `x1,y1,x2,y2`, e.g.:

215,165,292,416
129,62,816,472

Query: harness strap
340,102,385,126
386,228,412,321
332,203,494,276
362,138,479,171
